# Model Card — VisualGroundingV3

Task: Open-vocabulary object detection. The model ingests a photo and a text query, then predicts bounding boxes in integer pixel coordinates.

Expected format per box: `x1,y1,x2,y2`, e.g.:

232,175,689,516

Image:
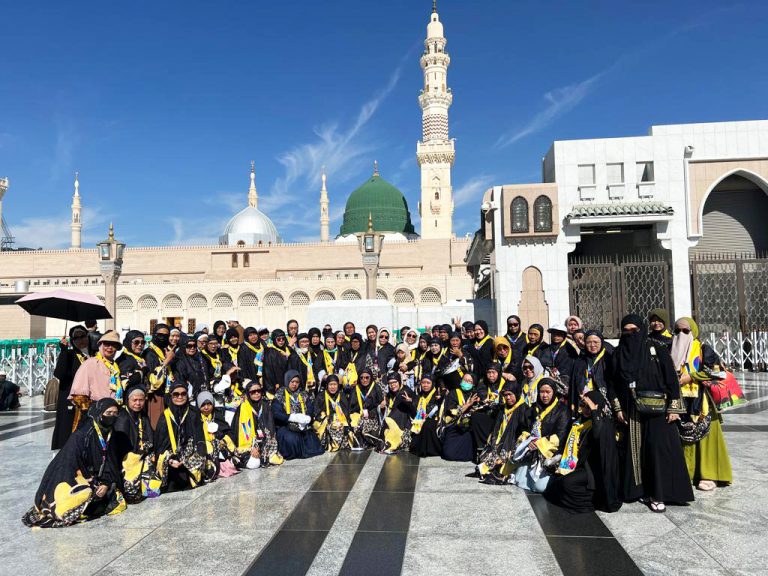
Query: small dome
220,206,281,246
339,171,416,237
427,13,443,38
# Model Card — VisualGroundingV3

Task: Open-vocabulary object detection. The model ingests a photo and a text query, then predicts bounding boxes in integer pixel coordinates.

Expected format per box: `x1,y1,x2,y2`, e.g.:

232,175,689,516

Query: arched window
376,289,388,301
212,293,233,308
393,289,415,305
162,294,182,309
116,296,133,310
420,288,442,304
290,291,310,306
264,292,284,307
238,293,258,307
188,294,208,308
534,195,553,233
511,197,529,233
315,290,335,302
341,290,362,301
138,295,157,310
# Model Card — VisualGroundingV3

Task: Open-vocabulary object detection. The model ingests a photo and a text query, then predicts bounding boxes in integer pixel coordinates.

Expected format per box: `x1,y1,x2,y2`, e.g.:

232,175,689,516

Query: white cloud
258,59,406,239
453,174,496,208
168,216,229,246
495,73,602,149
50,118,80,182
11,206,108,249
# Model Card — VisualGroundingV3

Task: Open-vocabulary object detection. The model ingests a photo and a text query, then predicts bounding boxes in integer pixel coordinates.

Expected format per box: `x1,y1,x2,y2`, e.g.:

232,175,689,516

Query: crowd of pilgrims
23,309,733,527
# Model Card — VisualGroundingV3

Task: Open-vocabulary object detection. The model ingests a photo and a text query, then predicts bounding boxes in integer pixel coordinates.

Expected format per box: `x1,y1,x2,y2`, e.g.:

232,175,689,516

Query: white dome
219,206,281,246
427,13,443,38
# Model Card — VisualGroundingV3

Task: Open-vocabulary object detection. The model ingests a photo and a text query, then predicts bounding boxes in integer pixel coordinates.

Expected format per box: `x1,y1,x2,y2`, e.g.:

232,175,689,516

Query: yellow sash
323,349,338,375
297,352,316,384
557,419,593,475
324,392,348,426
584,348,606,391
284,391,306,415
496,397,525,443
163,407,189,454
531,400,558,438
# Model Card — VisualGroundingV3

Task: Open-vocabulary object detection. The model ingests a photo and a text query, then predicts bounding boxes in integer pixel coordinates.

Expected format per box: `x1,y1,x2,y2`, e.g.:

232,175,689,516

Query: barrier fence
4,332,766,398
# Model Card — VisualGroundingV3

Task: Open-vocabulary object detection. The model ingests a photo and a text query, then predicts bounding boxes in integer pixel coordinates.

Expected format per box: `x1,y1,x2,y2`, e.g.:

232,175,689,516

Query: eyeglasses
674,328,691,334
171,392,187,398
132,339,146,345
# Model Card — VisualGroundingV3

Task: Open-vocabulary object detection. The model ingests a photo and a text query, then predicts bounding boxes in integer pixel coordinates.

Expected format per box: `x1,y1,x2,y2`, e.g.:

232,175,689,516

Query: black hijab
122,329,144,350
584,330,605,358
615,313,646,384
88,397,119,430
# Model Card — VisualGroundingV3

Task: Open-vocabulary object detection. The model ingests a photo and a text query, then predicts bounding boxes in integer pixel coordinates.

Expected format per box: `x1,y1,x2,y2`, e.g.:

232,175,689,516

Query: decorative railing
0,342,60,396
702,331,768,372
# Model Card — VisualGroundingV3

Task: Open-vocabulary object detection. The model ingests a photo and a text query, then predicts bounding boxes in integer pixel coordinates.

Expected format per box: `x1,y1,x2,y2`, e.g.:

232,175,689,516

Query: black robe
441,385,488,462
611,338,694,504
154,404,207,490
525,400,571,450
263,345,294,394
504,331,529,368
569,348,616,415
23,419,122,527
51,347,88,449
113,406,154,459
289,350,322,390
175,352,210,398
271,388,324,460
544,409,622,514
238,342,265,384
470,338,495,377
549,341,579,386
409,389,443,457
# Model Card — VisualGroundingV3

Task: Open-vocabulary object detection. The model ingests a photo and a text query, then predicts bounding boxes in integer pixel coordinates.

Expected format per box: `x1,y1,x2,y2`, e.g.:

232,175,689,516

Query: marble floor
2,373,767,576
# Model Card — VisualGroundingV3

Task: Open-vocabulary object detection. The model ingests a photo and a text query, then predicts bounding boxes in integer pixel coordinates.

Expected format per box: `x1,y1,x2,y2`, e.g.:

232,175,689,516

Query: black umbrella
16,289,113,321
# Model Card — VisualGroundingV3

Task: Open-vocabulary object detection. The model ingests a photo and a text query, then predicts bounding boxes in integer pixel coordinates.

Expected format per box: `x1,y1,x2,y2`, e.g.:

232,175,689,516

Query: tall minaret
70,172,82,249
417,0,455,239
320,166,330,242
248,160,258,208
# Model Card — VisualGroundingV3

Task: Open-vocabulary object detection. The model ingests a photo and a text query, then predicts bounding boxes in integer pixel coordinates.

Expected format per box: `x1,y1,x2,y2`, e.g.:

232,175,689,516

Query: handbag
43,377,60,413
678,411,711,443
632,389,666,416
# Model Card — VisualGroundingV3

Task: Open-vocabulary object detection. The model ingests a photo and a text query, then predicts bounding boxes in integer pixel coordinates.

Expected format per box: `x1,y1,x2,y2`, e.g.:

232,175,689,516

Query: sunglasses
132,339,146,345
185,343,197,348
522,365,534,371
102,342,118,348
379,335,389,340
674,328,691,334
508,323,519,327
171,392,187,398
249,389,263,395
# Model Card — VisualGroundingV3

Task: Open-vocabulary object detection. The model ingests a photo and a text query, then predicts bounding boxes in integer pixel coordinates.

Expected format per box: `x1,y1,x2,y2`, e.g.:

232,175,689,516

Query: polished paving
2,373,768,576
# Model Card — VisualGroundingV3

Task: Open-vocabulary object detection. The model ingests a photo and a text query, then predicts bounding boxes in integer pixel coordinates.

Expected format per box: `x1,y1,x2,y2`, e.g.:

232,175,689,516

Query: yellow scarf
121,349,145,368
235,400,259,450
585,348,606,391
557,419,593,475
415,388,436,419
496,397,525,443
163,407,189,454
323,349,338,374
531,400,558,438
268,342,291,358
284,391,306,415
297,351,316,384
97,352,122,402
474,335,491,350
486,377,506,402
324,392,348,426
201,350,222,377
523,374,543,406
226,346,240,365
201,412,215,444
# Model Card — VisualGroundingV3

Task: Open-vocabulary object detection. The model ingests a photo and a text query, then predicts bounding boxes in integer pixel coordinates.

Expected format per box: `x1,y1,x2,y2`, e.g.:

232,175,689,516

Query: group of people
23,310,733,527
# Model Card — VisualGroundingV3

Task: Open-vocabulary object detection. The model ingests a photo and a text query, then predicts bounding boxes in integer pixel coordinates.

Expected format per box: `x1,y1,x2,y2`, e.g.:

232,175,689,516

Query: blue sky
2,0,766,248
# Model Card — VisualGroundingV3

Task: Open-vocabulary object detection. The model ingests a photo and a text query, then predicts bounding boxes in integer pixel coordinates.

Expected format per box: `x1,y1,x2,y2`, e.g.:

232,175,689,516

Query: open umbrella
16,289,112,321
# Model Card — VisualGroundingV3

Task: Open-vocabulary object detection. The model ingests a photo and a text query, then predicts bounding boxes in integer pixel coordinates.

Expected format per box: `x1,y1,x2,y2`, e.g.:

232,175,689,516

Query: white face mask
298,347,308,354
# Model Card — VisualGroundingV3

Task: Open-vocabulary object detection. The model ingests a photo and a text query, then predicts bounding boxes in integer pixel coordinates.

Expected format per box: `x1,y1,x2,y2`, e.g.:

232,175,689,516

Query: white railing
0,344,59,396
702,331,768,372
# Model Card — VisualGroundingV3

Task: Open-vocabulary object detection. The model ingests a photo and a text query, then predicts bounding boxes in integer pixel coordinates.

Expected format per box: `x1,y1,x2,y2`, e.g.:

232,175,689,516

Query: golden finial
367,212,374,233
108,222,115,240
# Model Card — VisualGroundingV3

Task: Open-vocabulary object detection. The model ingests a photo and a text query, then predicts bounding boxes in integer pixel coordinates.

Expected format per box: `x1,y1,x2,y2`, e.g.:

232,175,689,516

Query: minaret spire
248,161,258,209
320,166,330,242
70,171,82,249
373,160,379,177
417,2,455,239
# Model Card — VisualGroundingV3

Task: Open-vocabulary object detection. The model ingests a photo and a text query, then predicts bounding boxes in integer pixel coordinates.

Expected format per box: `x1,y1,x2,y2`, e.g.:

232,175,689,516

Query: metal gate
568,254,671,338
690,253,768,335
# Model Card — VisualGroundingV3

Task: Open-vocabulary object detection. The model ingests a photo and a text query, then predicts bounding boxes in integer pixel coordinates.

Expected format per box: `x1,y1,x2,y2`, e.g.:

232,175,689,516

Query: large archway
690,172,768,335
692,173,768,255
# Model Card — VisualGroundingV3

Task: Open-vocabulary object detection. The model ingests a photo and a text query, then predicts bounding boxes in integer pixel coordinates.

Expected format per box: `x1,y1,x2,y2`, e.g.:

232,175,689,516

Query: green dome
339,173,416,236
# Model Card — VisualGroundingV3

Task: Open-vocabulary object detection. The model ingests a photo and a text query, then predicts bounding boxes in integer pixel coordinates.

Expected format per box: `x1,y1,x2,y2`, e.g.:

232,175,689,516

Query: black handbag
632,389,667,416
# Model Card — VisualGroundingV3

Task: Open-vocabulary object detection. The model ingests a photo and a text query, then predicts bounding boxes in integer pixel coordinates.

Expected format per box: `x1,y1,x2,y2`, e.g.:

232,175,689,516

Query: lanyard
284,391,306,415
497,398,524,442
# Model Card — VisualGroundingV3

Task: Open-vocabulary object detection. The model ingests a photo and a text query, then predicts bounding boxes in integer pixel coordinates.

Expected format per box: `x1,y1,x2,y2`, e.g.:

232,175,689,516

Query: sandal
649,501,666,513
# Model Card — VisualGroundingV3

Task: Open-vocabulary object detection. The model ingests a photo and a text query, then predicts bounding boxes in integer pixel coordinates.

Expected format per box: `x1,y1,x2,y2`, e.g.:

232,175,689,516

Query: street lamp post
97,223,125,331
357,213,385,299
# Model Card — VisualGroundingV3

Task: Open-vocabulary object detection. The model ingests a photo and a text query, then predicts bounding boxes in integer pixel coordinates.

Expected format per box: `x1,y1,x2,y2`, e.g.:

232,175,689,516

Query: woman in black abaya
51,325,91,450
544,390,622,513
409,374,443,457
23,398,126,527
611,314,694,512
